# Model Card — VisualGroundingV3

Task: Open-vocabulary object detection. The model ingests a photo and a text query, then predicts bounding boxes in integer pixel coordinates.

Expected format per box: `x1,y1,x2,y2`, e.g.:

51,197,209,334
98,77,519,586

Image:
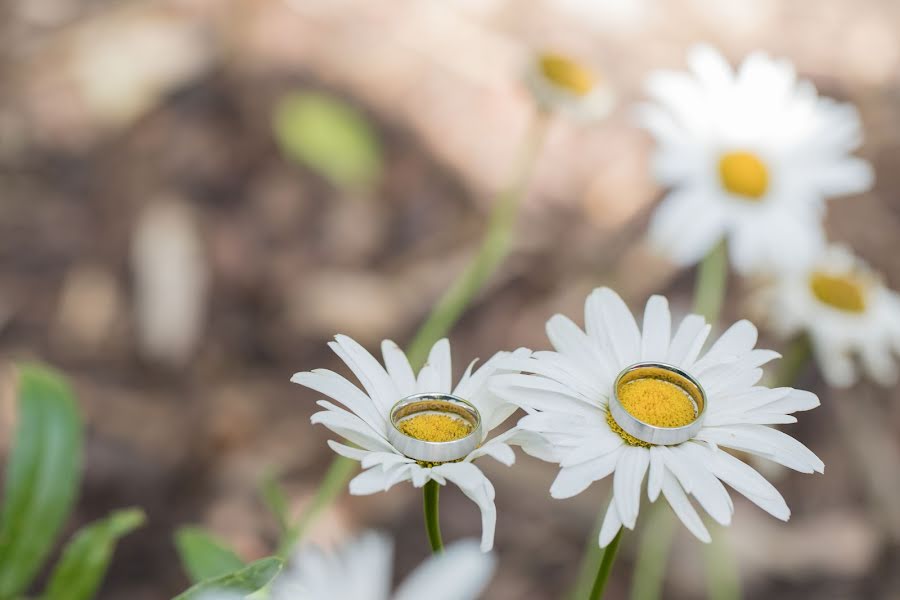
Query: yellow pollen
397,413,473,443
608,378,698,447
718,151,769,200
810,272,867,313
539,53,596,96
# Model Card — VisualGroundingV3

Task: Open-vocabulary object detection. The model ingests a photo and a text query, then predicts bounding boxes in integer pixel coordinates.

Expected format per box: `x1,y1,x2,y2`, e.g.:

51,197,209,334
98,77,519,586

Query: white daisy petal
641,295,672,361
667,314,712,368
661,471,711,543
598,500,624,548
394,540,496,600
292,369,387,433
349,464,411,495
381,340,417,398
311,409,395,453
432,462,497,552
329,335,398,414
613,446,650,529
424,338,453,394
509,286,822,544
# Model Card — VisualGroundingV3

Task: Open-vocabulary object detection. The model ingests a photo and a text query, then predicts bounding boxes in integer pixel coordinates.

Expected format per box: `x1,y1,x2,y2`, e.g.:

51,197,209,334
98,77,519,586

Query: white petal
587,288,642,368
382,340,417,398
349,464,411,495
394,540,496,600
667,315,711,368
598,500,624,548
416,364,442,393
424,338,453,394
545,314,606,376
329,335,398,415
491,374,601,417
432,462,497,552
291,369,386,433
661,471,711,543
647,446,665,502
550,451,620,499
641,295,672,361
311,408,395,453
648,189,725,266
613,446,650,529
692,320,758,374
702,447,790,521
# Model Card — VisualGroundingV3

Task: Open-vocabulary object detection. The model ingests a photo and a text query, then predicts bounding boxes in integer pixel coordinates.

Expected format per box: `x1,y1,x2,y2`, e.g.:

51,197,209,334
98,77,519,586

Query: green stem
279,110,551,557
692,240,728,322
627,243,730,600
405,110,551,368
704,523,741,600
588,530,623,600
774,335,812,388
567,513,606,600
423,480,444,553
629,500,677,600
276,455,358,557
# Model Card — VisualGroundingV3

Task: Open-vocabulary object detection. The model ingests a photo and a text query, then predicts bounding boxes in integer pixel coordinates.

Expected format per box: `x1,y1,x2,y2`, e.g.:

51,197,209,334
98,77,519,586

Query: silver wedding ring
388,393,482,463
608,362,706,446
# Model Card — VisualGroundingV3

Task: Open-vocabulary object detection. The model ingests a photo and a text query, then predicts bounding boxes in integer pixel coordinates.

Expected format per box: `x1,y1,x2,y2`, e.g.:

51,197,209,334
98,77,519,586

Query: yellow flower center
718,151,769,200
539,53,596,96
809,272,868,313
397,413,473,443
607,377,698,448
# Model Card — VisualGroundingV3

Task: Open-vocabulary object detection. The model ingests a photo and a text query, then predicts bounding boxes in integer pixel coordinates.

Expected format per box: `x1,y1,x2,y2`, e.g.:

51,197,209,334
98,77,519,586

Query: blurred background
2,0,900,598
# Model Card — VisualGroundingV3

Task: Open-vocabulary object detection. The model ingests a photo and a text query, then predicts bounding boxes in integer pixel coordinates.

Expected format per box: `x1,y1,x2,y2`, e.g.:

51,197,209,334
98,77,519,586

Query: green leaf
175,526,245,584
0,364,83,598
173,557,283,600
273,92,382,191
42,508,145,600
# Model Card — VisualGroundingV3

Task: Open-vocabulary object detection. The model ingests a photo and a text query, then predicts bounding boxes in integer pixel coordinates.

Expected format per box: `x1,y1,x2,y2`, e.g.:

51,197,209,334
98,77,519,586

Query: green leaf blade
42,508,146,600
0,364,84,598
175,527,245,584
273,92,382,191
173,557,283,600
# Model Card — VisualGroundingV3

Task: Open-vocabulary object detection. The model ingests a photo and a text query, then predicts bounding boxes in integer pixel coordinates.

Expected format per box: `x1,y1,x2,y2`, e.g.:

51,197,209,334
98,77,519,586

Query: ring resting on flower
607,362,707,447
388,393,483,464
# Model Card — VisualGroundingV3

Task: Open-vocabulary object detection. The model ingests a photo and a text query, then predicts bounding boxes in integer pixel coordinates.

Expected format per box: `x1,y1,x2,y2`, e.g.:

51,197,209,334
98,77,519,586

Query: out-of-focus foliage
173,557,283,600
0,365,83,597
273,92,383,190
175,526,246,584
0,366,143,600
43,508,146,600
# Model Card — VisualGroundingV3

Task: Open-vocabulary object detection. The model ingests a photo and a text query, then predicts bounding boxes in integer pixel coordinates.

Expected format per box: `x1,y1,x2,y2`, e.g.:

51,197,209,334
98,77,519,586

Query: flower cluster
638,44,900,387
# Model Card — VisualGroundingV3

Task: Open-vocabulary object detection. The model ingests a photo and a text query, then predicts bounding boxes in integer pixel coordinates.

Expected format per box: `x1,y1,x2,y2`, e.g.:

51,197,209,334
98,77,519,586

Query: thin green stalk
405,110,551,368
628,242,730,600
423,480,444,553
704,523,741,600
567,512,606,600
276,455,357,557
692,241,728,323
629,498,677,600
774,335,812,388
281,110,551,556
588,530,623,600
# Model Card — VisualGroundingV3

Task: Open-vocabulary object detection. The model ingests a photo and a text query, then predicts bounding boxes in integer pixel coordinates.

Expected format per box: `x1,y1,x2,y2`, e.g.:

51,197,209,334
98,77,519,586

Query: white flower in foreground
291,335,529,551
525,51,614,120
638,44,873,273
271,532,495,600
493,287,824,546
756,244,900,388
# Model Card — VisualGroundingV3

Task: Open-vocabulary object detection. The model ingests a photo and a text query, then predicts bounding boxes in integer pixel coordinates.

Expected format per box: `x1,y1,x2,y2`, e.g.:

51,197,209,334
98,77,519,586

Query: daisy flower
525,51,614,120
492,287,824,546
755,244,900,388
269,532,495,600
638,44,873,273
291,335,529,551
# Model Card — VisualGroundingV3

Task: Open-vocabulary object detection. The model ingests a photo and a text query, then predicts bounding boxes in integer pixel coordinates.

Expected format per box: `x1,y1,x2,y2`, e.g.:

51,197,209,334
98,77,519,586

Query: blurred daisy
525,51,614,120
493,287,823,546
291,335,529,551
756,244,900,387
638,44,873,273
271,532,495,600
